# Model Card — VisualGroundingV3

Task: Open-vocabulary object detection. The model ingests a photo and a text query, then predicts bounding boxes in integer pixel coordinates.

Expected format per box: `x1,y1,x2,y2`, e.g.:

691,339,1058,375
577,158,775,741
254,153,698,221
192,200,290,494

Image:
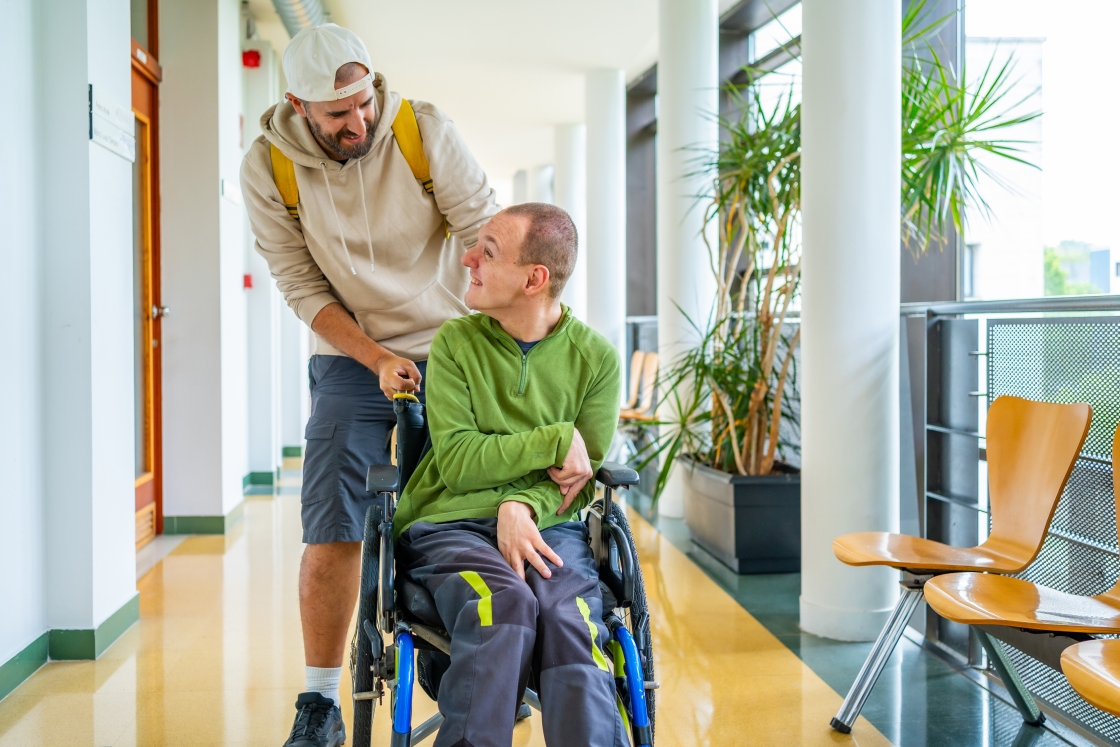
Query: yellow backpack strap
392,98,434,194
269,142,300,221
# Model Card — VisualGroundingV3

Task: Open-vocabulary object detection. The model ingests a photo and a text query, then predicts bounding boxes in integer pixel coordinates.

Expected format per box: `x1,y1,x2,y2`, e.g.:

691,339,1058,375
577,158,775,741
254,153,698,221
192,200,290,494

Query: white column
280,310,306,458
243,42,283,480
554,124,587,320
162,0,249,521
40,0,137,635
656,0,719,517
800,0,901,641
527,165,555,204
511,170,529,204
585,69,627,355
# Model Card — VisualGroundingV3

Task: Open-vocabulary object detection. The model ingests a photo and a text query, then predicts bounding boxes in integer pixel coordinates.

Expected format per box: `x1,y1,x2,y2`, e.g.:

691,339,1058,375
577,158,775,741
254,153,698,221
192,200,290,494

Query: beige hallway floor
0,492,891,746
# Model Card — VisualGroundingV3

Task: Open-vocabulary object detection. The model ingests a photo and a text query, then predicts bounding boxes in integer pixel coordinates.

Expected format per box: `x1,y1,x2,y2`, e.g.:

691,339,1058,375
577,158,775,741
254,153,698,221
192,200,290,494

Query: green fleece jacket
393,306,621,537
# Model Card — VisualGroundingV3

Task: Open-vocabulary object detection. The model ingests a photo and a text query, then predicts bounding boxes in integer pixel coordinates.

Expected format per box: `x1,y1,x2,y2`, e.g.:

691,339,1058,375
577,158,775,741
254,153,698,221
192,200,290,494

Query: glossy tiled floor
0,486,898,747
638,500,1084,747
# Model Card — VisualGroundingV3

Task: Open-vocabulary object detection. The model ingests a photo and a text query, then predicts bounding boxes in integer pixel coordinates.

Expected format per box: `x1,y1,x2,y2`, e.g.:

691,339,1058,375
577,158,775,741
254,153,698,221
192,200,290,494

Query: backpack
269,97,434,222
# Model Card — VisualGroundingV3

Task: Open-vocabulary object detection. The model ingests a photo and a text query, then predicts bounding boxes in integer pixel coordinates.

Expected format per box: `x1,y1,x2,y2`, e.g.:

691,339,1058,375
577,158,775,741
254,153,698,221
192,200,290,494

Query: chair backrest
983,395,1091,569
634,352,659,415
625,350,646,410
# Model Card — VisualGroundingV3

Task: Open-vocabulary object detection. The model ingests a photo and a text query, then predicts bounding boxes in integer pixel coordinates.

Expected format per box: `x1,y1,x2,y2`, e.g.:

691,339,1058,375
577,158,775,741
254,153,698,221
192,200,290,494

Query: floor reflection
632,493,1079,747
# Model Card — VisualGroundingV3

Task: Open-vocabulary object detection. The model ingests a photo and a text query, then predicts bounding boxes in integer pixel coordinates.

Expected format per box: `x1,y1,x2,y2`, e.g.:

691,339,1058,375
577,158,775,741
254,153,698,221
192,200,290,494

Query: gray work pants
399,518,629,747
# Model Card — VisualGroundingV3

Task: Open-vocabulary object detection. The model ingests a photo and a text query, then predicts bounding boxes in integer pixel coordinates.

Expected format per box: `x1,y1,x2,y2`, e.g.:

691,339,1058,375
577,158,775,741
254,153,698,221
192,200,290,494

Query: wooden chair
926,422,1120,724
1062,640,1120,718
829,396,1092,733
620,352,658,423
623,350,646,412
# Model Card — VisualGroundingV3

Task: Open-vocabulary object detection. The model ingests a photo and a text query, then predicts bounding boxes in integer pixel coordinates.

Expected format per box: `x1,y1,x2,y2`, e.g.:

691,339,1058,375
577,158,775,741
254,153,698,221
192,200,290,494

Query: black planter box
682,459,801,574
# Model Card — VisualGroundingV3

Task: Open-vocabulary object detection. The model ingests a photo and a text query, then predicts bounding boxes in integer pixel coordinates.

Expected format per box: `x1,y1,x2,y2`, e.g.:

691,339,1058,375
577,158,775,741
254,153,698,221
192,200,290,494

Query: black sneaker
283,692,346,747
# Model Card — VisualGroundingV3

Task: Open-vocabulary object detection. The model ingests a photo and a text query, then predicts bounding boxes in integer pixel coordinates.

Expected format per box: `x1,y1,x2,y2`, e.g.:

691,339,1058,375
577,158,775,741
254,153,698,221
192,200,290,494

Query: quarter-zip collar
482,306,573,395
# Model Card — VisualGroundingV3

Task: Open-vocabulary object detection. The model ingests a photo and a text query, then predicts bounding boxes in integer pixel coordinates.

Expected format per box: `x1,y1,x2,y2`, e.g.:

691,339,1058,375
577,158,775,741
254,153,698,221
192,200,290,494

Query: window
965,0,1119,299
750,5,802,62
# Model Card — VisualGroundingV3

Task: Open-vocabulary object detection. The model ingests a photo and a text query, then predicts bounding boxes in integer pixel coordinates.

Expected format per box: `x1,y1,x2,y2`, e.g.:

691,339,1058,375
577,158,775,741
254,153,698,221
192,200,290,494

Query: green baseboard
48,593,140,661
164,499,244,535
243,471,274,488
282,445,303,458
0,631,48,701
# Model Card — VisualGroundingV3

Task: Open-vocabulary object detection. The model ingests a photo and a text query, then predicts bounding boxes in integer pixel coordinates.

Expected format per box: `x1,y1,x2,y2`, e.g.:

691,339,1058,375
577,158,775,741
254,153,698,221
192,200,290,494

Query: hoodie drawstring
356,163,376,273
319,162,357,275
318,161,376,275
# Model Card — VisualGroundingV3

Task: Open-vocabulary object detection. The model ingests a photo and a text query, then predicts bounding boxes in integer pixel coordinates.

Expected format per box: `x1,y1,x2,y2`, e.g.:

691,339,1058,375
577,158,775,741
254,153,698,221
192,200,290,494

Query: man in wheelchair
388,203,629,747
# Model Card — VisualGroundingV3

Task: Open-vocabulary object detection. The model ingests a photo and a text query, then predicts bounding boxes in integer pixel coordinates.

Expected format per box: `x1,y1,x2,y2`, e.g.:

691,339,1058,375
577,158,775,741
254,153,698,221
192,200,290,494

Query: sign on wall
88,85,136,163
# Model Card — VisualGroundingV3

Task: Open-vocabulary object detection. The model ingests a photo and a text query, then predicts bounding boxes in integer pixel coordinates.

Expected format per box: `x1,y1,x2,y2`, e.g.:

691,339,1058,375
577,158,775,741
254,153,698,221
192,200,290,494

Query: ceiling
246,0,740,202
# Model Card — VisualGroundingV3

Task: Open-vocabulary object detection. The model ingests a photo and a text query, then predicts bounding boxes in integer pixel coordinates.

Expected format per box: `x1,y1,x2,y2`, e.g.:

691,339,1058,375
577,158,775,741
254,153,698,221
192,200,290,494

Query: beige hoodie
240,74,500,360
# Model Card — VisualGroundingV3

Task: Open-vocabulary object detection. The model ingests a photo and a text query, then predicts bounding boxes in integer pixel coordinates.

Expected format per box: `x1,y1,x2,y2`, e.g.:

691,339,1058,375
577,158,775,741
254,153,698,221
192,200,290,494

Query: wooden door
132,41,163,549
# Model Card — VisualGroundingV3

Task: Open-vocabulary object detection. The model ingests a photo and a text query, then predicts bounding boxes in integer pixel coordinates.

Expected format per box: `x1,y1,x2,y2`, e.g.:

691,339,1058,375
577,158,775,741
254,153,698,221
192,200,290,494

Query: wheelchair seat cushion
399,577,444,628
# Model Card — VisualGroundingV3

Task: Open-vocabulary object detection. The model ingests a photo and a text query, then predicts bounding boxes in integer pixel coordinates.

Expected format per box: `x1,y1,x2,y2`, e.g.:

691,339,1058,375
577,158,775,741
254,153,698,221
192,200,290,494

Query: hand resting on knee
497,500,565,581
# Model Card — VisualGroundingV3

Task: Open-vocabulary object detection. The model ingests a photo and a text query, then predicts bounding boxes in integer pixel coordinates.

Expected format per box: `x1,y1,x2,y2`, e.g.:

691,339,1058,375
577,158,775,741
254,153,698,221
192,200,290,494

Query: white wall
0,0,46,665
162,0,250,518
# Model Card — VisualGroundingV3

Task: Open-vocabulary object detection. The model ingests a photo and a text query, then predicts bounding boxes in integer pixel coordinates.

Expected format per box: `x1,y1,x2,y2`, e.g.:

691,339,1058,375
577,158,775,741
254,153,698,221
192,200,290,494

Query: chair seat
1062,640,1120,717
619,408,655,422
832,532,1021,572
925,573,1120,633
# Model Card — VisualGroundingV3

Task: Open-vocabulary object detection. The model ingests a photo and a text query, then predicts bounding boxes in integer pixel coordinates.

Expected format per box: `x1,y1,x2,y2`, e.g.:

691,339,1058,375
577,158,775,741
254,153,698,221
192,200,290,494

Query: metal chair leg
830,587,925,733
974,628,1045,726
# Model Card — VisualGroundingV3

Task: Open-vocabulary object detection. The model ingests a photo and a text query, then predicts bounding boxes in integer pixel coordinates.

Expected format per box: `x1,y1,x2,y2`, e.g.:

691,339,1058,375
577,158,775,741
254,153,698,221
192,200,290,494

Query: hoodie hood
260,72,402,171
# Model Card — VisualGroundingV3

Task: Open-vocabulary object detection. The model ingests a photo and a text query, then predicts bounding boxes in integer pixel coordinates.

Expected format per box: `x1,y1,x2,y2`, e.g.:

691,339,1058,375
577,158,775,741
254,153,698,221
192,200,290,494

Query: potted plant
636,83,802,574
638,0,1040,574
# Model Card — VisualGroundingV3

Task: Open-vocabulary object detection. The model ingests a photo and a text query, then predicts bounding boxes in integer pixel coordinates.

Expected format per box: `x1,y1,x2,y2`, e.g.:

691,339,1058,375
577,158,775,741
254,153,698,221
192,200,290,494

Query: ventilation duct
270,0,326,38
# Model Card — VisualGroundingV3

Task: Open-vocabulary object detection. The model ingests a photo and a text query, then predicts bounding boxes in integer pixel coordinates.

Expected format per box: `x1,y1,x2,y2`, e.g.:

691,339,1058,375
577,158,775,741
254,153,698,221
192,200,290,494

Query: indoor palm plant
637,0,1040,573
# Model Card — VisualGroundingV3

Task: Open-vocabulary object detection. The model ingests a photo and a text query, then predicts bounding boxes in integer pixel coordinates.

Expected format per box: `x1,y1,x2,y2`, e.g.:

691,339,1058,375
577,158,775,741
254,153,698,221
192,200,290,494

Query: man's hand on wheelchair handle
497,501,564,581
547,427,594,514
371,352,422,400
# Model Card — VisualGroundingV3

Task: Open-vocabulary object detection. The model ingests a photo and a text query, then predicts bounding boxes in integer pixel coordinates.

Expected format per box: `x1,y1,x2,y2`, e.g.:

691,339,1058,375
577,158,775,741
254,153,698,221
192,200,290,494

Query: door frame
132,39,163,541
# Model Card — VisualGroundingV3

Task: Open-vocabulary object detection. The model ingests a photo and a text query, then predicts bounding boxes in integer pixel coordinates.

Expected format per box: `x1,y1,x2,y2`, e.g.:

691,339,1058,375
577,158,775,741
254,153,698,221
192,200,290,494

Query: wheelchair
349,394,657,747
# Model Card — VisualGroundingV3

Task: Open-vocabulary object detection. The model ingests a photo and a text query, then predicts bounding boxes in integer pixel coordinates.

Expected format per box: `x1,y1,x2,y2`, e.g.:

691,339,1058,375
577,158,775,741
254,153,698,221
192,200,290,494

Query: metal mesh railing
988,317,1120,743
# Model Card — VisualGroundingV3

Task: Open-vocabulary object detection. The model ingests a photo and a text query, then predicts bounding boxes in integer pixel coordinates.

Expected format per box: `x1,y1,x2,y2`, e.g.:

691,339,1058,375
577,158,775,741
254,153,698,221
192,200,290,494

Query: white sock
306,665,342,707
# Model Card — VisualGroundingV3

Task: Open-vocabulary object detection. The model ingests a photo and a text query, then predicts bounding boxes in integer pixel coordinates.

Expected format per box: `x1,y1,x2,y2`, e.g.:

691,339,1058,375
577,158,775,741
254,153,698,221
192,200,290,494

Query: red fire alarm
242,50,261,68
243,274,253,289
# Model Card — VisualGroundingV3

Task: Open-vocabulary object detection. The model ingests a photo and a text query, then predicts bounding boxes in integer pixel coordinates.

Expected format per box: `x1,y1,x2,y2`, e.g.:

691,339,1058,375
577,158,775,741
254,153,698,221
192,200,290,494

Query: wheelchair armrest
366,464,400,494
596,462,639,489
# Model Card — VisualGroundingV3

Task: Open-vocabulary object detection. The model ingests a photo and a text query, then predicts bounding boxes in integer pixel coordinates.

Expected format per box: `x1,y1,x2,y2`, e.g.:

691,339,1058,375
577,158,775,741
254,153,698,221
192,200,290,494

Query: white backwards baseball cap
283,24,373,102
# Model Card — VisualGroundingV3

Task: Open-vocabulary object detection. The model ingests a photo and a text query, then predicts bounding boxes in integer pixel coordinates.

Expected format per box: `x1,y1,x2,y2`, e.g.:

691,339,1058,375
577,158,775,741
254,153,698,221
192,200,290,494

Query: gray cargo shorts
301,354,426,544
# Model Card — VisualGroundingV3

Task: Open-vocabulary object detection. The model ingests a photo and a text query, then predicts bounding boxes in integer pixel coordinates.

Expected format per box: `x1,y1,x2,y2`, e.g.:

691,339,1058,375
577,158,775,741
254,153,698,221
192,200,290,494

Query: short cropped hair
504,203,578,298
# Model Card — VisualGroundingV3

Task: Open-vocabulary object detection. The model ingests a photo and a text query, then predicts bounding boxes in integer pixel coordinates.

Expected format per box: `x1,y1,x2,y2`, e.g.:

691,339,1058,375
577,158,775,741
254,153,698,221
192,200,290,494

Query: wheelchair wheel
351,502,382,747
608,499,656,743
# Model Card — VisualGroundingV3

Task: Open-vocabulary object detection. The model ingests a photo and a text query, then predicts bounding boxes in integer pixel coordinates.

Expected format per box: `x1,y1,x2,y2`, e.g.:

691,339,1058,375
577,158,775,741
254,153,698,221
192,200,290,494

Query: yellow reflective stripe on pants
459,571,493,626
576,596,611,671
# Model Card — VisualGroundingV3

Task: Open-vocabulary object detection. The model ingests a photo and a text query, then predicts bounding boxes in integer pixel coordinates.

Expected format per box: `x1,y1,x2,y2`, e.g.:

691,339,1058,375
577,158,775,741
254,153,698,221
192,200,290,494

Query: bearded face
306,107,377,161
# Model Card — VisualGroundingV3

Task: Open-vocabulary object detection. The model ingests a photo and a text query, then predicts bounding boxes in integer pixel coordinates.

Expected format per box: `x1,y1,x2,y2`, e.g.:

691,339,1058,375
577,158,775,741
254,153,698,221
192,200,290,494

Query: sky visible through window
964,0,1120,299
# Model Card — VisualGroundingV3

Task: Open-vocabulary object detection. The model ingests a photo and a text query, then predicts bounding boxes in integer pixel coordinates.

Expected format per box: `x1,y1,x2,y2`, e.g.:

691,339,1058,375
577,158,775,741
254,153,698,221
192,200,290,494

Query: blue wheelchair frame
349,395,656,747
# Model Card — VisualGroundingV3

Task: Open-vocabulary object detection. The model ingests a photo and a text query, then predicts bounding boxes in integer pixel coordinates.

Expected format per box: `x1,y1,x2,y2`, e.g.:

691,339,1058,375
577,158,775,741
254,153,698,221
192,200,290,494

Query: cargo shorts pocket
301,418,338,506
336,423,391,501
